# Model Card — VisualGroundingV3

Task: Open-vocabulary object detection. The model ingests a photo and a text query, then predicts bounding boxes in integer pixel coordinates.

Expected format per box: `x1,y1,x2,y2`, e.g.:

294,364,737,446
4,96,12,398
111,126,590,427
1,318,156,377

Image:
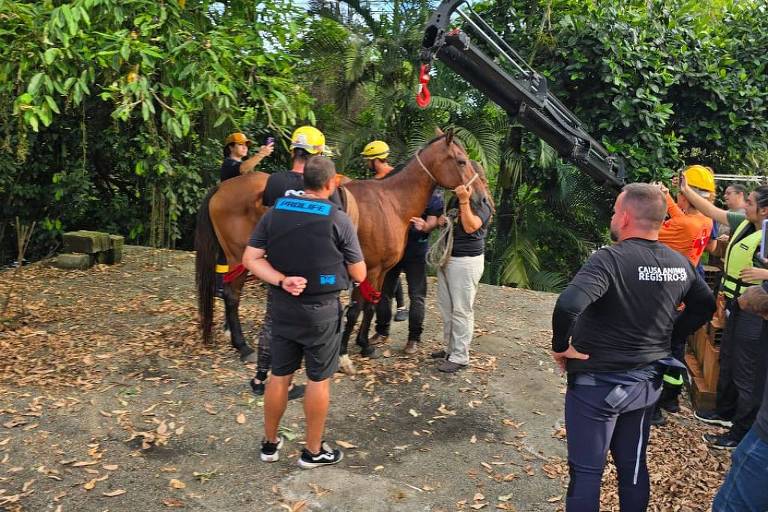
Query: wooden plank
702,338,721,391
691,376,717,412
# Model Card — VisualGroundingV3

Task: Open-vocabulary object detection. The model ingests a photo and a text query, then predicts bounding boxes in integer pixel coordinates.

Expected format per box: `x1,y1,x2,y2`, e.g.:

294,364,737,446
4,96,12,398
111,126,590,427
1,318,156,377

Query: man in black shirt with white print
551,183,715,512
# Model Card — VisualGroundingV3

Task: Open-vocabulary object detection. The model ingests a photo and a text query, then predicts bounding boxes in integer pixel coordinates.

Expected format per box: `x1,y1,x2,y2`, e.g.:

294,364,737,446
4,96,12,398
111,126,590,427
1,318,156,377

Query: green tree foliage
0,0,313,261
471,0,768,288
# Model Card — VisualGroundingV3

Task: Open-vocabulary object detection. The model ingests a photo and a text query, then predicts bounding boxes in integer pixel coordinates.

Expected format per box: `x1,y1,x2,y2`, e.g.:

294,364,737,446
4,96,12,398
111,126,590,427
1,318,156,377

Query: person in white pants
433,161,494,373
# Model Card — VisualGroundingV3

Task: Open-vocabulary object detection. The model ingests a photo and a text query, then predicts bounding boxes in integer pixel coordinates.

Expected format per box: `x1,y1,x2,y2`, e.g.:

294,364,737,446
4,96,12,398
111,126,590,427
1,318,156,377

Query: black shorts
270,316,341,381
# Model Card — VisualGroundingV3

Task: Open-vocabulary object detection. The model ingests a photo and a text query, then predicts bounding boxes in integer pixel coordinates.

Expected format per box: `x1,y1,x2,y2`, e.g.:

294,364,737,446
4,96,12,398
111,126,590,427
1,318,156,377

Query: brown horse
194,131,477,370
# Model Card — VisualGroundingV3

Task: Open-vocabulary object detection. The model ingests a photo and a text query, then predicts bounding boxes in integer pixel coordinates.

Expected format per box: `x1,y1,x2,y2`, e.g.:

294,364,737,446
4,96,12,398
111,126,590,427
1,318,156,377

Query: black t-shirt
263,170,342,208
220,158,241,182
263,171,305,207
554,238,715,373
450,196,493,257
403,191,444,261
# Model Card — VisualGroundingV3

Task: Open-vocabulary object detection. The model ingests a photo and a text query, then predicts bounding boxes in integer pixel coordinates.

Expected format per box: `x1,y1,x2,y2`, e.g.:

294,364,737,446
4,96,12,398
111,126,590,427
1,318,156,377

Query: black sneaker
250,378,265,396
702,433,739,450
650,406,667,427
287,384,306,400
260,436,284,462
394,307,408,322
694,411,733,428
250,380,305,401
298,442,344,469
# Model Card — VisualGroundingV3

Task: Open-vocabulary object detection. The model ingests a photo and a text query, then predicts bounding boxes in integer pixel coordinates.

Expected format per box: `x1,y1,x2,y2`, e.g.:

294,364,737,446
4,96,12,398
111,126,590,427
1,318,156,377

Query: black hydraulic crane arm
420,0,625,190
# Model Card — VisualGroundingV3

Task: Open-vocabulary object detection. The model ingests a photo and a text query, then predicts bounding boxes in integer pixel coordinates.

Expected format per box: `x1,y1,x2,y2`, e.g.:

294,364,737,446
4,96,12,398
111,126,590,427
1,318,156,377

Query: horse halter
415,148,478,189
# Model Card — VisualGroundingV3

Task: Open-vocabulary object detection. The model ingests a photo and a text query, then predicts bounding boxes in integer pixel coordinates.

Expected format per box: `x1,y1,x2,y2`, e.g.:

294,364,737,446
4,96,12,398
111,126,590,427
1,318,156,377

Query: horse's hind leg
223,276,256,362
356,302,380,359
339,298,363,374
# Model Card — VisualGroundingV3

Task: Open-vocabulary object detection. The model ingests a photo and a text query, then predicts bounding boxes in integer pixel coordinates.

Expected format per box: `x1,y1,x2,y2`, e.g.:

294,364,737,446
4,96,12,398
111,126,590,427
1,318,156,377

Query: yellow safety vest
721,220,762,299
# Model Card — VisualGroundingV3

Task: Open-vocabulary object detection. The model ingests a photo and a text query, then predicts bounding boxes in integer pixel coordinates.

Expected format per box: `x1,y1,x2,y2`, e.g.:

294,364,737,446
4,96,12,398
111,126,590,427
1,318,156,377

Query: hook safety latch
416,64,432,109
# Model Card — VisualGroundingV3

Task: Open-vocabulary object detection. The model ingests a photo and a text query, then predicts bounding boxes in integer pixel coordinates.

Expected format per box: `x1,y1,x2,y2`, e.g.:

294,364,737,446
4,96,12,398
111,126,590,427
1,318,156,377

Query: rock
54,253,94,270
62,231,111,254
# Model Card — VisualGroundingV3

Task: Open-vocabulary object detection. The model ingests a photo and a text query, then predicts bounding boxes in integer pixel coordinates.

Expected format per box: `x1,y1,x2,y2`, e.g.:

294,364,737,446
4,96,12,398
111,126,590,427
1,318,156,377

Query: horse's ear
434,127,444,137
445,127,454,146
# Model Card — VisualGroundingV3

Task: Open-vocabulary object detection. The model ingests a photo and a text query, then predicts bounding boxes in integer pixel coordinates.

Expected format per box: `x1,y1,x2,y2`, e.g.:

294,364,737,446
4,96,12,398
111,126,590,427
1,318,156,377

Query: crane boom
420,0,625,190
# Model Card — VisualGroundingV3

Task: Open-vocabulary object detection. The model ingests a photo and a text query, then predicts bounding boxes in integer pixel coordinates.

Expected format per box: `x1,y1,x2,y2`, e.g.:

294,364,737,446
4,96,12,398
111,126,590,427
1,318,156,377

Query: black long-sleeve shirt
552,238,715,373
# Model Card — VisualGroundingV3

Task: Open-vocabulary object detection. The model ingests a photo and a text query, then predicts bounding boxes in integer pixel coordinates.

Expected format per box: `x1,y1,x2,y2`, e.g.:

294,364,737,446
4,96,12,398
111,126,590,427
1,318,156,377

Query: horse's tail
195,186,220,344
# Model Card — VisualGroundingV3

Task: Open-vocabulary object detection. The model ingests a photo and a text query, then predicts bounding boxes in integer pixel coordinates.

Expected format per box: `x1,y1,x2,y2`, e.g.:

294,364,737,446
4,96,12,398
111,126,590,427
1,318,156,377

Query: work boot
368,333,389,346
658,396,680,414
394,307,408,322
650,406,667,427
403,340,418,355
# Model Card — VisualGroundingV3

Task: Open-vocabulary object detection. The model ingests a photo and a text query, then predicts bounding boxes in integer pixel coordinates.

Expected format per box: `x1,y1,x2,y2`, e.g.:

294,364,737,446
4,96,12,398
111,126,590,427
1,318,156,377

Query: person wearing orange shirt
658,165,716,267
653,165,716,424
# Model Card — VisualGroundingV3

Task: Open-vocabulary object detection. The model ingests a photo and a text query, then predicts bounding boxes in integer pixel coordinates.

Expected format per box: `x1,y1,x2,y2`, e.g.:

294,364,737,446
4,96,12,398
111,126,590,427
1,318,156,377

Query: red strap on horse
223,263,256,284
416,64,431,109
358,279,382,304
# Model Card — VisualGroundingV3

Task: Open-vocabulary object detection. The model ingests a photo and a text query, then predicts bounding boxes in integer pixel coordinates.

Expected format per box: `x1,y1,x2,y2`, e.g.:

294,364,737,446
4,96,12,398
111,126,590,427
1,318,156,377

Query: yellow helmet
360,140,390,160
684,165,715,194
290,126,325,155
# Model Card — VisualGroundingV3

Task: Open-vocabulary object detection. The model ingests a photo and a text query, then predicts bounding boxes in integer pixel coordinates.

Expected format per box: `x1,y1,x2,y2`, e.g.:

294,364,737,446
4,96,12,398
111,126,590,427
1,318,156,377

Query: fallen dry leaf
470,435,477,444
236,412,246,425
163,498,185,508
102,489,126,497
408,409,420,417
335,440,357,449
169,478,186,489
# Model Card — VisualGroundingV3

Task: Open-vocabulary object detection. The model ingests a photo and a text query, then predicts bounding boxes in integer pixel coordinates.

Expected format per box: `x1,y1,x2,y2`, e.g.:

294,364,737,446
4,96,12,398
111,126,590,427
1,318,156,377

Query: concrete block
62,231,111,254
109,235,124,264
54,253,94,270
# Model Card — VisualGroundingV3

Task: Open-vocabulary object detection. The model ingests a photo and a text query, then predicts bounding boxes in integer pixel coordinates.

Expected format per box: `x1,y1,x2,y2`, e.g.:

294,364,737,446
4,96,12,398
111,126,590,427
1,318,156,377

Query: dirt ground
0,246,730,512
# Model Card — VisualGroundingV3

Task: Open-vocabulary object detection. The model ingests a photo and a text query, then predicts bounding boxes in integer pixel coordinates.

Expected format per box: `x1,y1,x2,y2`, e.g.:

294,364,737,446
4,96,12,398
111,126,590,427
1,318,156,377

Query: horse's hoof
359,346,381,359
241,351,258,363
339,354,356,375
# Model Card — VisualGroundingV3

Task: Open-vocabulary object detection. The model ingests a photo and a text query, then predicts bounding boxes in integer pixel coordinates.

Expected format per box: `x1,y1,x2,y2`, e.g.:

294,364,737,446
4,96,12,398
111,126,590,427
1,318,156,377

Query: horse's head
415,128,477,190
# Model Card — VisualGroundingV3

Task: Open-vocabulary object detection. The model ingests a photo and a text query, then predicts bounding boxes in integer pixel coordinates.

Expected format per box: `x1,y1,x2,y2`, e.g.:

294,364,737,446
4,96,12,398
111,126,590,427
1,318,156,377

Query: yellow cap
224,132,251,147
361,140,390,160
290,126,326,155
684,165,715,194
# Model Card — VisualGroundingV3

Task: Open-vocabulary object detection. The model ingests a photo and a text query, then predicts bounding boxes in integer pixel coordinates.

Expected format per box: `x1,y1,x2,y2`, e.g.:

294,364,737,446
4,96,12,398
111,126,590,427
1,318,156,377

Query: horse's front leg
356,302,380,359
222,276,256,362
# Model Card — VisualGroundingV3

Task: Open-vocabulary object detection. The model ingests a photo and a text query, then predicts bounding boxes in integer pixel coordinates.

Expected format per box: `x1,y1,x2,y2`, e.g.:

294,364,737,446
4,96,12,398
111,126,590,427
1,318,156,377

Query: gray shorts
271,317,341,381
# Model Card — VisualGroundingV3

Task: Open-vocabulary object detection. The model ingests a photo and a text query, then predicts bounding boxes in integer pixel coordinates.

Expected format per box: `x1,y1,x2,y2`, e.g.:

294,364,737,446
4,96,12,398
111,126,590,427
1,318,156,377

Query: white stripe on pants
436,254,484,365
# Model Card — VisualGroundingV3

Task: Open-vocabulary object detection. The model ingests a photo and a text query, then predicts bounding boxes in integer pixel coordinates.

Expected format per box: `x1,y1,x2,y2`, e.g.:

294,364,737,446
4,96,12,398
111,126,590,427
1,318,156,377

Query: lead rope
427,195,457,270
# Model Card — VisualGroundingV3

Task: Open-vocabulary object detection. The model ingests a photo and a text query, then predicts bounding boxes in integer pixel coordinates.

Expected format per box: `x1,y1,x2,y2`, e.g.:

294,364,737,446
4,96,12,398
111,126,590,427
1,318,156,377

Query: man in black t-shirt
243,156,366,468
551,183,714,511
251,126,337,396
